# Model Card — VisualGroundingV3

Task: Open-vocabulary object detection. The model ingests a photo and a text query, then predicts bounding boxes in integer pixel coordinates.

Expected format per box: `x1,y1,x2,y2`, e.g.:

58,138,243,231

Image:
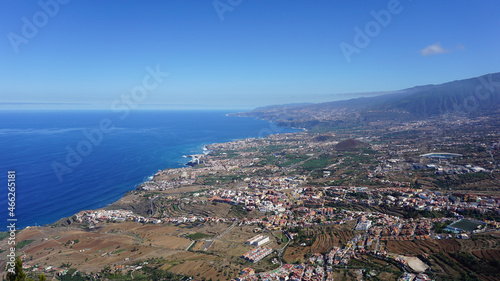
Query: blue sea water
0,110,299,230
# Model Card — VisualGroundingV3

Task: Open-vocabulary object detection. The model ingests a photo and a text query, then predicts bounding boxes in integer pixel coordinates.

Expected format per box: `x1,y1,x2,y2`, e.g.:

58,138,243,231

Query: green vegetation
140,263,187,280
202,174,246,185
434,173,487,189
59,269,88,281
6,257,46,281
280,155,309,167
186,232,213,240
60,262,72,268
260,145,286,153
276,232,288,243
288,227,315,246
114,248,127,254
6,257,26,281
0,231,10,241
449,219,485,232
229,205,249,218
187,241,197,251
16,239,34,249
64,239,80,246
347,192,369,200
402,207,454,219
433,220,452,233
301,156,332,170
446,252,499,277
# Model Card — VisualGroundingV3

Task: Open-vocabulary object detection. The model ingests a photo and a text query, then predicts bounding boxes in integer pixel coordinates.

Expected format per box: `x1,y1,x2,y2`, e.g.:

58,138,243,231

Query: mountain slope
381,73,500,117
234,72,500,128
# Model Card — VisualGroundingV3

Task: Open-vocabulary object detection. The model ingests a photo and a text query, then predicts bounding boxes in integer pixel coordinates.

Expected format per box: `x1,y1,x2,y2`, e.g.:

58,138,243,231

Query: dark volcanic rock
335,139,367,151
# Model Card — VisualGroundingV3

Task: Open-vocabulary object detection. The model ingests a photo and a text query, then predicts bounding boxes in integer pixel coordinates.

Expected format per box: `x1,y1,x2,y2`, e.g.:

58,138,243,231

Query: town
2,112,500,281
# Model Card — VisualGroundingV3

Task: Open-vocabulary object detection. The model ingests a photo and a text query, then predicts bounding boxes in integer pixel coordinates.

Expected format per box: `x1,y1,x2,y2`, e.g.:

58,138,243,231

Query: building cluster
75,182,498,249
73,210,136,225
326,185,500,219
247,176,305,190
141,178,195,191
237,261,433,281
21,252,154,280
241,246,274,263
204,184,499,235
246,234,270,246
74,209,233,226
207,138,268,152
413,162,488,175
399,272,432,281
141,168,197,191
208,188,291,213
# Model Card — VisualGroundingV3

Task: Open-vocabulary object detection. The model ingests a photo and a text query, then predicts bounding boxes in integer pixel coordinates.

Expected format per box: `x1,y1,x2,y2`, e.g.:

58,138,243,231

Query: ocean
0,110,299,230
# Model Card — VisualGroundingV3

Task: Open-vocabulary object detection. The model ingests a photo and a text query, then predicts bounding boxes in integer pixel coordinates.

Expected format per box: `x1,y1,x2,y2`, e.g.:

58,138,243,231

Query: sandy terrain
397,255,429,273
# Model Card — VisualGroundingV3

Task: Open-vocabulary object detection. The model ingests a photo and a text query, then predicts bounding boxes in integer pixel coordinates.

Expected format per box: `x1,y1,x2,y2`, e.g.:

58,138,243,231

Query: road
269,231,292,267
149,195,159,218
217,221,237,239
202,221,238,251
374,237,381,252
276,240,291,267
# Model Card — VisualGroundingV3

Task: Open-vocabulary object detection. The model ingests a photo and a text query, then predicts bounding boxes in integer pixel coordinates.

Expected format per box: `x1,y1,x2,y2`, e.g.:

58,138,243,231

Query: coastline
21,117,300,230
48,143,211,229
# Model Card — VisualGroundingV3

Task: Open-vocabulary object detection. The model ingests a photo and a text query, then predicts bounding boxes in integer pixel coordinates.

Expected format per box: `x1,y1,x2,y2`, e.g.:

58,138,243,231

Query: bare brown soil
282,245,311,264
283,225,354,263
386,239,460,255
471,249,500,261
1,222,193,273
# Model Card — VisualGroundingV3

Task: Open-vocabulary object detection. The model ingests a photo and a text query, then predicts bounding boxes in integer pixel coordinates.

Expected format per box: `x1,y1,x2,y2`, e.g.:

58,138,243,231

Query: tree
6,257,27,281
6,257,46,281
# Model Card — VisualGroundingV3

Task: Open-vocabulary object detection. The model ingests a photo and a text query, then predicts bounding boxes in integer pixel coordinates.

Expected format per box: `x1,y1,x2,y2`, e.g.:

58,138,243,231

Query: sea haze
0,110,299,230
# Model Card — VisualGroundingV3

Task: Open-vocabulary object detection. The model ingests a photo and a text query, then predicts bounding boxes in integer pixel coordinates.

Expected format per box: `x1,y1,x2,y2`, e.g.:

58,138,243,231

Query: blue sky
1,0,499,109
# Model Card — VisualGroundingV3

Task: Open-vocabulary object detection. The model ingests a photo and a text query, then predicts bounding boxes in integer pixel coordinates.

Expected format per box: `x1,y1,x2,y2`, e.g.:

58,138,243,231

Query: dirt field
397,255,429,272
310,231,339,253
162,250,250,280
1,220,284,279
195,222,240,237
0,222,194,273
386,235,500,256
209,240,253,257
377,271,398,281
161,251,228,280
282,245,311,263
222,225,265,244
312,227,353,252
471,249,500,261
384,235,500,280
159,184,206,194
385,239,460,255
283,224,354,263
6,219,499,280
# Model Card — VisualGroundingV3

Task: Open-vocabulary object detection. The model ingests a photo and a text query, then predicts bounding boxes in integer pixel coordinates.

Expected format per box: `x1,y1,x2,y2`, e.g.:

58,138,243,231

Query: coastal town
4,0,500,280
2,113,500,281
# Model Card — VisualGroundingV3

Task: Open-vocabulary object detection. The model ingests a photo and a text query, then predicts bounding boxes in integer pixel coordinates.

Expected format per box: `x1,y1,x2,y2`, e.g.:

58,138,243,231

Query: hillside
233,72,500,128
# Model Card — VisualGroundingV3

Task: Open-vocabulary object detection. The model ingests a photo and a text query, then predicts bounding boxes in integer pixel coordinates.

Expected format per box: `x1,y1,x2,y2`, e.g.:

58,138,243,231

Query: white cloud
420,42,451,56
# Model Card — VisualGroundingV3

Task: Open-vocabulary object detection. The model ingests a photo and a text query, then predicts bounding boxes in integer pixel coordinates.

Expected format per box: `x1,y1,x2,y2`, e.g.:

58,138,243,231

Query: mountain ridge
233,72,500,128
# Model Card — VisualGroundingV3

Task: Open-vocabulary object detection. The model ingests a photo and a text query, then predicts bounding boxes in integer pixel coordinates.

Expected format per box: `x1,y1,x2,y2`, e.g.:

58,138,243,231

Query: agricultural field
283,224,354,263
3,223,194,274
385,233,500,280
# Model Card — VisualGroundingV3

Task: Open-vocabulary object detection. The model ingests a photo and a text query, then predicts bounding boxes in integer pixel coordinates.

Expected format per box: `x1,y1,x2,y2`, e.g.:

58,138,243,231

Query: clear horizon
1,1,499,109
